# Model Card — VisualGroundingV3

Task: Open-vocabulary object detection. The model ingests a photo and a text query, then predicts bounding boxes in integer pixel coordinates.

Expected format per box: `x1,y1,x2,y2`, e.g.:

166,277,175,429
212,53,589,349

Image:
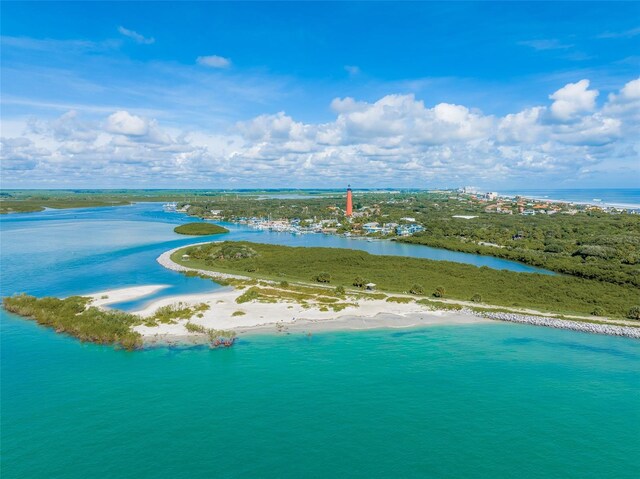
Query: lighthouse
346,185,353,217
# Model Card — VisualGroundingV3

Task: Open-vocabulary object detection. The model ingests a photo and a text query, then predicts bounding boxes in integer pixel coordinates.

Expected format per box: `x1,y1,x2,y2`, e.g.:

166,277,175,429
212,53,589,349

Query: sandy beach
86,284,169,307
85,284,488,343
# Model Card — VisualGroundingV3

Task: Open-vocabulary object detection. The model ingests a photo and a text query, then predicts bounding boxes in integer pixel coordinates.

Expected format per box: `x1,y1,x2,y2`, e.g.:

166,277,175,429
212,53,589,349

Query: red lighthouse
346,185,353,217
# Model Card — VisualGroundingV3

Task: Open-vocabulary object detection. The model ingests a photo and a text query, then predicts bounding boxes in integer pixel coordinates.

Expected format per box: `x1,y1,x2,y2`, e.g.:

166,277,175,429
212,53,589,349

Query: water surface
1,202,638,478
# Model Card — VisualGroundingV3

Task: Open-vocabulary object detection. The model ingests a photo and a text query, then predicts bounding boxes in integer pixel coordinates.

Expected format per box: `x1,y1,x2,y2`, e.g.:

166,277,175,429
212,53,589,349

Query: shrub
409,284,425,295
314,272,331,283
211,243,256,261
386,296,413,304
352,276,366,288
471,294,482,303
591,306,606,316
334,285,345,296
185,322,207,333
279,280,289,288
627,306,640,320
232,310,246,317
236,287,261,304
433,286,446,298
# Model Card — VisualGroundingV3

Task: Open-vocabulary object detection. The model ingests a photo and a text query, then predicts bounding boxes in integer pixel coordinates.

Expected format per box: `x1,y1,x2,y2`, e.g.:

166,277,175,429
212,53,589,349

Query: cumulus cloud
549,79,598,121
117,26,155,45
1,78,638,187
197,55,231,68
105,110,149,136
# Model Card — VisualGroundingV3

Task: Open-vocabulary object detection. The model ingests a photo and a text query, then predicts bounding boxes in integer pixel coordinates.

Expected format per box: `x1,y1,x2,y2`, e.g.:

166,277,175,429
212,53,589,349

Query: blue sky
1,1,639,189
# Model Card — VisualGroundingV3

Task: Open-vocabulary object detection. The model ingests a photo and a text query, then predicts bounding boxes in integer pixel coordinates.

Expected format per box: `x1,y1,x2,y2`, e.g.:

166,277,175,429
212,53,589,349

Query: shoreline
81,248,640,343
498,192,640,210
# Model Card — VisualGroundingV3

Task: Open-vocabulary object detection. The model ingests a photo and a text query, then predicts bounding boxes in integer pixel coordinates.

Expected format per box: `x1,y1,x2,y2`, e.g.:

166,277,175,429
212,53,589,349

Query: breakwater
473,310,640,339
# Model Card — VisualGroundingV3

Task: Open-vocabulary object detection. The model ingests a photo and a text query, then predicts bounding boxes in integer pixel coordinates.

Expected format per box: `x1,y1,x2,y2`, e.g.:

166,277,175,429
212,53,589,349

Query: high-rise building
346,185,353,217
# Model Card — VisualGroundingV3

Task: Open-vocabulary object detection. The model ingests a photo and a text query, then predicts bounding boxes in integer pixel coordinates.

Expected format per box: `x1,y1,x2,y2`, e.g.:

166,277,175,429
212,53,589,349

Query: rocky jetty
472,310,640,339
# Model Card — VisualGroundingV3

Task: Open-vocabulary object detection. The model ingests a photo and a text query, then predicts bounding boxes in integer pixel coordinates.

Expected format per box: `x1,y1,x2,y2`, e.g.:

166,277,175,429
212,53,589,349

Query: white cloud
197,55,231,68
597,27,640,39
117,26,155,45
549,79,598,121
2,78,638,188
105,110,149,136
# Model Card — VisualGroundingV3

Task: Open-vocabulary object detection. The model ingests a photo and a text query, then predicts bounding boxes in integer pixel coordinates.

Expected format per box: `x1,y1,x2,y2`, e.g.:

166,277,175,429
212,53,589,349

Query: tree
353,276,366,288
471,293,482,303
409,284,425,295
591,306,605,316
433,286,446,298
314,272,331,283
627,306,640,320
335,285,345,296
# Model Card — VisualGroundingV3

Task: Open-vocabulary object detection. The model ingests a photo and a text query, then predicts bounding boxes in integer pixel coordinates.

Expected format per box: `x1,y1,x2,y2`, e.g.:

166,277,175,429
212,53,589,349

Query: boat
163,202,177,211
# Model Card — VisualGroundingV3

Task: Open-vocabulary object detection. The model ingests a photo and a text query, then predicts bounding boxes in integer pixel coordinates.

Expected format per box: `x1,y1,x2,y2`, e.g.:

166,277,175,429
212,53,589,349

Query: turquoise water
2,203,639,478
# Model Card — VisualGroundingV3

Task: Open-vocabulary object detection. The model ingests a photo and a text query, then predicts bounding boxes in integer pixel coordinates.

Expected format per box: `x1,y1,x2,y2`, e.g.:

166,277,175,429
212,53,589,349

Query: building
396,224,424,236
346,185,353,217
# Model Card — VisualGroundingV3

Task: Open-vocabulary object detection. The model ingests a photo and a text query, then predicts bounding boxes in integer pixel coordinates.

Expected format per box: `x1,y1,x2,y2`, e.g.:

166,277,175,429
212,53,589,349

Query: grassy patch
386,296,414,304
149,302,209,324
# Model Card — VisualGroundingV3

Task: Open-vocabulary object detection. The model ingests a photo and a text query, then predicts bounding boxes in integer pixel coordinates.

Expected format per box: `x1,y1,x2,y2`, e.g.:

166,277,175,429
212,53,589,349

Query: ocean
1,202,639,478
500,188,640,208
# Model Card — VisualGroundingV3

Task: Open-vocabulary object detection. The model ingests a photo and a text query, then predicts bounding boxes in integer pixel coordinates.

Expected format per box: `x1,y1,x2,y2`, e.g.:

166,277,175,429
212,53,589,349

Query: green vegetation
409,284,425,295
471,293,483,303
353,276,366,288
148,302,209,324
184,322,236,347
386,296,414,304
399,213,640,287
628,306,640,320
2,294,142,350
172,241,640,318
433,286,446,298
173,223,229,236
175,189,639,288
2,294,238,349
314,272,331,283
232,284,354,312
232,310,246,316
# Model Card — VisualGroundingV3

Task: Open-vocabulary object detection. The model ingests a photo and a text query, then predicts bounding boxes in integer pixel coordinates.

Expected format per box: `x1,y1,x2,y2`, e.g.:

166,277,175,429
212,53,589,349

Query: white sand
87,284,169,308
83,284,486,342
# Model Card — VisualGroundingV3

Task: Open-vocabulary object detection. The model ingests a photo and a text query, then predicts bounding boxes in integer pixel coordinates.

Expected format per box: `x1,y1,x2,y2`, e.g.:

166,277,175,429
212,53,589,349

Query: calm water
1,203,639,478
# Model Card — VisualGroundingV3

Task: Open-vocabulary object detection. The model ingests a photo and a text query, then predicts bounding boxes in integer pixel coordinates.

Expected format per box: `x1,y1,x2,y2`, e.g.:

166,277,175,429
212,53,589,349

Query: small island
173,222,229,236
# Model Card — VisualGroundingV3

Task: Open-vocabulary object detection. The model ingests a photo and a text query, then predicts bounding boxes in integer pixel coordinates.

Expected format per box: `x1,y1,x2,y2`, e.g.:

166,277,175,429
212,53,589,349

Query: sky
1,1,639,190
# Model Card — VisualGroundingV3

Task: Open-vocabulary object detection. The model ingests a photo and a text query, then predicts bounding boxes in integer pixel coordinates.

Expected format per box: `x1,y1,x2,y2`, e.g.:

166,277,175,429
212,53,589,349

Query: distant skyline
1,1,639,189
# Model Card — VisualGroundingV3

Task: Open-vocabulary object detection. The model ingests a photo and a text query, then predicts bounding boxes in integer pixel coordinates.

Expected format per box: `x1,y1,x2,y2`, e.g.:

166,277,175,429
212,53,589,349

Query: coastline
80,247,640,344
498,189,640,210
